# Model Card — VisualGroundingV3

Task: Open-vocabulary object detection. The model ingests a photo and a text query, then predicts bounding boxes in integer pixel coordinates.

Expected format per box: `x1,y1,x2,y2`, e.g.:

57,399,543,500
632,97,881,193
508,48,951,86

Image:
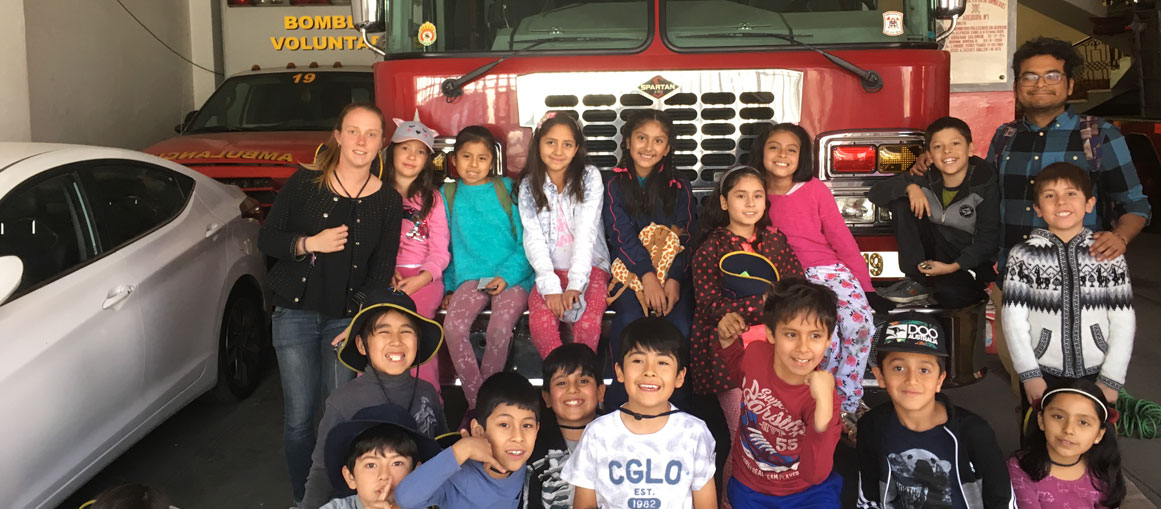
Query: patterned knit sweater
1001,228,1134,389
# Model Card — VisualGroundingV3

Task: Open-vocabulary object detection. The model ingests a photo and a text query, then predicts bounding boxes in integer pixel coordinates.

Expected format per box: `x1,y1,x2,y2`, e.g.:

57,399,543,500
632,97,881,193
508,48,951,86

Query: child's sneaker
882,278,931,304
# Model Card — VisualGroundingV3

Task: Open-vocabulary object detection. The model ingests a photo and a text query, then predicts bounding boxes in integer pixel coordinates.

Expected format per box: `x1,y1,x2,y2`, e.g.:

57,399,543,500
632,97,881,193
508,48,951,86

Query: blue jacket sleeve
394,447,460,509
603,178,654,278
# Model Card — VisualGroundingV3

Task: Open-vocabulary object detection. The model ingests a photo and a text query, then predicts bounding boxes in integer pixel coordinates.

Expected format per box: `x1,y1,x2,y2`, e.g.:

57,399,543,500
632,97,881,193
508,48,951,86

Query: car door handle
102,284,136,310
205,223,224,238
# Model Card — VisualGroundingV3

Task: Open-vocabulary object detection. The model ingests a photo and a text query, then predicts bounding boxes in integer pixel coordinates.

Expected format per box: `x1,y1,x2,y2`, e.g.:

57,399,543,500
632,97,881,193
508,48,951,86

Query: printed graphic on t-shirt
739,378,806,478
530,448,573,509
886,448,955,508
413,396,436,435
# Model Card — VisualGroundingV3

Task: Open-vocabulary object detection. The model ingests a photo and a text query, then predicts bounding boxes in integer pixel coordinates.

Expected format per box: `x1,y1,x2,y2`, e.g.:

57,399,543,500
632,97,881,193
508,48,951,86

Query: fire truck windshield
381,1,649,55
663,0,935,49
185,71,373,134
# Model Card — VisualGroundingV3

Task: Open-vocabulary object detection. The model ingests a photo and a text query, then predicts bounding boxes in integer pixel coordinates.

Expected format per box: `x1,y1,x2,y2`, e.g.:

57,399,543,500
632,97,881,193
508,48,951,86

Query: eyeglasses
1018,71,1066,86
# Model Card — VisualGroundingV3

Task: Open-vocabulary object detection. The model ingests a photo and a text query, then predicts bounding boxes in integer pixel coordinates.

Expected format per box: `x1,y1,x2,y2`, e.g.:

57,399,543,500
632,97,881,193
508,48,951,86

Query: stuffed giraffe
606,223,685,314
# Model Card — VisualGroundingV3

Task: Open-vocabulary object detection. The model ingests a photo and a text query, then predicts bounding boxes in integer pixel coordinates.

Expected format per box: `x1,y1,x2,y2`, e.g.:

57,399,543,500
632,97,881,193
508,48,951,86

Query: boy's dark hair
90,483,170,509
924,116,973,146
613,109,680,217
518,113,589,212
1012,37,1084,80
1033,162,1093,201
453,125,500,176
762,278,838,337
357,308,421,349
874,349,947,374
541,343,600,387
344,423,421,472
746,122,813,183
476,371,541,426
1016,378,1125,508
616,316,688,370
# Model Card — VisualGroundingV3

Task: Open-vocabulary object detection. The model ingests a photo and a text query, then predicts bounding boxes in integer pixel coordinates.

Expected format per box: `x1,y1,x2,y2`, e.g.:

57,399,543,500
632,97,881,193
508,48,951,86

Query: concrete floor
58,233,1161,508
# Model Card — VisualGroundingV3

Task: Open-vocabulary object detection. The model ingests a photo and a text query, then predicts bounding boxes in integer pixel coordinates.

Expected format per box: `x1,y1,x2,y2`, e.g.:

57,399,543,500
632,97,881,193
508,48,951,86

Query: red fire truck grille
540,91,777,207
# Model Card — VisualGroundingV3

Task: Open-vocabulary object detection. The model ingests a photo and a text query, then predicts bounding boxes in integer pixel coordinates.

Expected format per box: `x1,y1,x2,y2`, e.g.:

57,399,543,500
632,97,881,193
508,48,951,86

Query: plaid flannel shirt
986,107,1152,275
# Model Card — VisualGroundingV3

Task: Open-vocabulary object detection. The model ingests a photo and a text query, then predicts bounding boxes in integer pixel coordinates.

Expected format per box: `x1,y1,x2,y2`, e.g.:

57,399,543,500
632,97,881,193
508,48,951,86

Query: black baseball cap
874,312,948,357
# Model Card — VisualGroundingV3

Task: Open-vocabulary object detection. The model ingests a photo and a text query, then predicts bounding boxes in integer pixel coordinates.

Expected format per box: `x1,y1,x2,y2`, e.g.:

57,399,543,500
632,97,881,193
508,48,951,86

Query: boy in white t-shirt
561,317,717,509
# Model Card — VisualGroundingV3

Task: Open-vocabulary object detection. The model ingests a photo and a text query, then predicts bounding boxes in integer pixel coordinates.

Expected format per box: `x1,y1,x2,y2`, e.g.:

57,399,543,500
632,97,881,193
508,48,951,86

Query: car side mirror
176,110,199,134
0,256,24,304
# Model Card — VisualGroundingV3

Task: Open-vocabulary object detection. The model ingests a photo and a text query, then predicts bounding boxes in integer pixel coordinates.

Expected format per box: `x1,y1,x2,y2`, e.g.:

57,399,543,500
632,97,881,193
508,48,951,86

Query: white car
0,143,270,508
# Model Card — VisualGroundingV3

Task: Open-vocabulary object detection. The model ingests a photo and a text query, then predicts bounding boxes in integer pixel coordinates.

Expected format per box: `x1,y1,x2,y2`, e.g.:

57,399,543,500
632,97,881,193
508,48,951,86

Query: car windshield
186,71,373,133
663,0,934,49
383,0,649,55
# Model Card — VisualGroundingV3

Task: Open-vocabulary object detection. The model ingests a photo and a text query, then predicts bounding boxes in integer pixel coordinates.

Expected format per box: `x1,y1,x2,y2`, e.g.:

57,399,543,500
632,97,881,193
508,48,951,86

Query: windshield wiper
680,31,883,93
441,36,638,100
186,126,239,134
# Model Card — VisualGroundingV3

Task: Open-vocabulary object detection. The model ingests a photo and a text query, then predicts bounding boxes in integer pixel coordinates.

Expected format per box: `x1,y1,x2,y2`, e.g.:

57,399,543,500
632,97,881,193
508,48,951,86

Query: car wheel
216,291,265,399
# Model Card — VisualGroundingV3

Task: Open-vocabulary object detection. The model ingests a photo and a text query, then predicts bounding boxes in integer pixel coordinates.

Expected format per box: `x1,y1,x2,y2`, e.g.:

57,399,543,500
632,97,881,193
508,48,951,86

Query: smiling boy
857,312,1013,509
525,344,605,509
869,116,1000,307
562,317,717,509
394,371,540,509
715,278,843,507
1002,162,1136,410
301,290,448,509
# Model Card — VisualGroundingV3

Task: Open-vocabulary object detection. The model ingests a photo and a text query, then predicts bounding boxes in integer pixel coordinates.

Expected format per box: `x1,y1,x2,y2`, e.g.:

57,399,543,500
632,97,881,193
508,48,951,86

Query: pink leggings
527,267,610,359
443,280,529,407
396,266,444,397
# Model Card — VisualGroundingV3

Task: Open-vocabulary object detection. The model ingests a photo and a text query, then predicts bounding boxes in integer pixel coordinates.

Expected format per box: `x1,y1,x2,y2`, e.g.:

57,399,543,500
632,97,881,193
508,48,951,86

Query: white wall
23,0,197,149
0,0,32,142
189,0,223,105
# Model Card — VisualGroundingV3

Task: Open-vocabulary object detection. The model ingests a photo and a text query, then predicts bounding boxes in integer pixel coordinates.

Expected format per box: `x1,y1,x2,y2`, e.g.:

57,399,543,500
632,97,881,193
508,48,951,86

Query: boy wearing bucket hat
856,312,1013,508
301,289,449,509
320,403,441,509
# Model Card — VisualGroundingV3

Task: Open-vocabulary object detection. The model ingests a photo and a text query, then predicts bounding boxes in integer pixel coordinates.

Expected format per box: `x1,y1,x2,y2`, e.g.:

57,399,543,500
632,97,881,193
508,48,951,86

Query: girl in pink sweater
386,118,450,395
756,122,875,419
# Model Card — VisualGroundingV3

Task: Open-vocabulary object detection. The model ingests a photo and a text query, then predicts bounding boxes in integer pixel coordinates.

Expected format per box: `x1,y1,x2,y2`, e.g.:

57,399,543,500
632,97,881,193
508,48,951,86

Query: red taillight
832,145,877,173
241,197,263,221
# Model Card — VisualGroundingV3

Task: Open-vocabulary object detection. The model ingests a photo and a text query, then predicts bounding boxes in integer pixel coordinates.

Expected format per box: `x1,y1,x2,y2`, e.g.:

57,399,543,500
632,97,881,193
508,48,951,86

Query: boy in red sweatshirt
716,278,843,507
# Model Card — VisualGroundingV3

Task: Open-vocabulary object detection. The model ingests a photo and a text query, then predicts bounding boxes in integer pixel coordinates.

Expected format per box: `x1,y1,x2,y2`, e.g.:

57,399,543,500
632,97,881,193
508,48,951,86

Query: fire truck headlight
835,196,876,224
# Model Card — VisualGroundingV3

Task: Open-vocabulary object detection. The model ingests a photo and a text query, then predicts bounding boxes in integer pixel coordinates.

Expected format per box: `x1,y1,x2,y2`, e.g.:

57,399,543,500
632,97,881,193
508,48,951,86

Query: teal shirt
441,177,534,292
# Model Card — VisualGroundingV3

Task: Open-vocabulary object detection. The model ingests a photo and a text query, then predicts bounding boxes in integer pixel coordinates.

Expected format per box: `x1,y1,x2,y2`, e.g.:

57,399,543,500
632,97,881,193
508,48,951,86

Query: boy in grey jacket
869,116,1001,308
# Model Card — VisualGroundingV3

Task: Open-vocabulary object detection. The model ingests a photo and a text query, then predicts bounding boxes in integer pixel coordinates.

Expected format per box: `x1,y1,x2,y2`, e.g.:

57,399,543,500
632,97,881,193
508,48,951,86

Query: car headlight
835,196,876,224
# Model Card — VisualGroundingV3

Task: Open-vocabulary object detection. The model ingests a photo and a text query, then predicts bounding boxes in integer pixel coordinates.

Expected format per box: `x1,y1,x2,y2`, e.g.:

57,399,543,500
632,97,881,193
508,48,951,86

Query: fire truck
349,0,986,385
144,64,374,215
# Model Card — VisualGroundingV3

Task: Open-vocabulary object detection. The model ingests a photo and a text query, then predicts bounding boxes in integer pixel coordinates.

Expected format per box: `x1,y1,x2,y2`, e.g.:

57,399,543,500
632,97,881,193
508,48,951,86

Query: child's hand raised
806,370,836,433
451,429,507,474
717,312,746,348
308,225,349,253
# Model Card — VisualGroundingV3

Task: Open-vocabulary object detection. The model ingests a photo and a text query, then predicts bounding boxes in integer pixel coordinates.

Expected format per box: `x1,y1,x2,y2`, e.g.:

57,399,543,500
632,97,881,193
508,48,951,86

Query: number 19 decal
292,73,316,84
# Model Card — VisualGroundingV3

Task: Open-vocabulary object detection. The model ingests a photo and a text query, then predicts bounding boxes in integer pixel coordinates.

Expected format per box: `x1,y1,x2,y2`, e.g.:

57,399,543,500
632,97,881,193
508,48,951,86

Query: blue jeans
271,306,356,502
727,472,842,508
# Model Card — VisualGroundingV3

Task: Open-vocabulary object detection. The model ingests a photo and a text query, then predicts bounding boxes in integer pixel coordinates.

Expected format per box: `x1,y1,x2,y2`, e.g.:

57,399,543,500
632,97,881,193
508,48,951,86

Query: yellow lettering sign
284,16,298,30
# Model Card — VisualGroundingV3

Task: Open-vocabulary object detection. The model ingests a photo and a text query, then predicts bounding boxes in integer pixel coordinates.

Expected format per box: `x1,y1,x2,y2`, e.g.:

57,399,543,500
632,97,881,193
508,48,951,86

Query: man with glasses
912,37,1151,416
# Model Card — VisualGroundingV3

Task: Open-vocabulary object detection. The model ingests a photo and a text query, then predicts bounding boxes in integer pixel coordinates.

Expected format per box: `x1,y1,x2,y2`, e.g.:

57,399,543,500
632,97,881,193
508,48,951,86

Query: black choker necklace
618,406,681,421
558,423,588,430
1050,457,1083,468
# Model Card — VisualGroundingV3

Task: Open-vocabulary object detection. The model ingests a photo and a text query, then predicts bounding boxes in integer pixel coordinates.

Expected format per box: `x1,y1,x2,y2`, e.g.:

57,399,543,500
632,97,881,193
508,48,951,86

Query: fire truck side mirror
350,0,386,33
176,110,198,134
935,0,966,19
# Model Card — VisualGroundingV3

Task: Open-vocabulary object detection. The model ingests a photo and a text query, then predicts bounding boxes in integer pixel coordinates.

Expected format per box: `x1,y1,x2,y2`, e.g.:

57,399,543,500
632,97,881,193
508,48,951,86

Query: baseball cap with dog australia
873,311,947,358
